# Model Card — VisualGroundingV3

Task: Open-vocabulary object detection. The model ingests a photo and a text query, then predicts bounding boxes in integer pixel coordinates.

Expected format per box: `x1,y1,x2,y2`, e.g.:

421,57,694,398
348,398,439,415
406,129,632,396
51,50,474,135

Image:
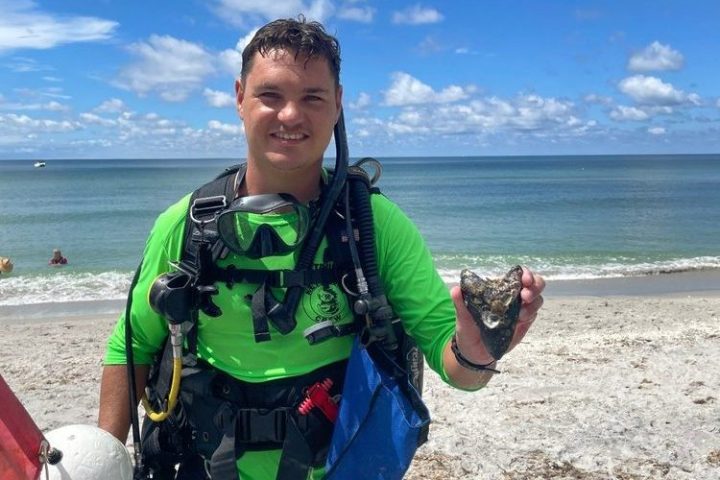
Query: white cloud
349,92,371,109
384,72,472,106
618,75,698,106
13,86,71,100
392,5,444,24
338,5,375,22
79,112,116,127
584,94,614,106
0,102,250,157
0,112,78,132
208,119,243,135
3,56,49,72
211,0,334,27
686,93,701,106
218,28,258,77
94,98,126,113
648,126,666,135
117,35,216,102
610,105,649,121
365,93,585,139
628,41,684,72
204,88,236,107
0,0,117,53
417,36,443,54
455,47,480,55
0,100,68,112
509,95,577,130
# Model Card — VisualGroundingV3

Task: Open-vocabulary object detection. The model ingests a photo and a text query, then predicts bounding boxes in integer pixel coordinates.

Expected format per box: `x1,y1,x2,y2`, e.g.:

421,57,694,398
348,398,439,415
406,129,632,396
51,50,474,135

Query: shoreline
545,269,720,298
3,269,720,325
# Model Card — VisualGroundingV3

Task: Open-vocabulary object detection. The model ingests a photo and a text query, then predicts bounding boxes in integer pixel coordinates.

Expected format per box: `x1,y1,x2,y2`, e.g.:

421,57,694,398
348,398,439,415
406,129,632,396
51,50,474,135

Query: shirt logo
302,284,344,324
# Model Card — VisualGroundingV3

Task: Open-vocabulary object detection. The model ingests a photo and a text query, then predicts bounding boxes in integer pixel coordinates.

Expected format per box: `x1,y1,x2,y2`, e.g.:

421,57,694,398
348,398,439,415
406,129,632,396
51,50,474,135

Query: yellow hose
141,356,182,422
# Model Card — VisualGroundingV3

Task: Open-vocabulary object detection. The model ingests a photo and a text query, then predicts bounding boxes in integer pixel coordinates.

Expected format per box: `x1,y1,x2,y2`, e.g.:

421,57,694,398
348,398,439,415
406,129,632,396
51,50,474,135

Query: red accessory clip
297,378,338,422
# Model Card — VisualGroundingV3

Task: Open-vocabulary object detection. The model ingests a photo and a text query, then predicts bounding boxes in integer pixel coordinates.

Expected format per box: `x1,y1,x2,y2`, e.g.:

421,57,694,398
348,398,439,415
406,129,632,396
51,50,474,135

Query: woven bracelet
451,335,500,374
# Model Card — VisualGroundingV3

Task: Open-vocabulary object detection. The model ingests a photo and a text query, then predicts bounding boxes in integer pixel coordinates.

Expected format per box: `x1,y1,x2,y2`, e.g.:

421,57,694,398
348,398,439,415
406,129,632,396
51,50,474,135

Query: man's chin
265,153,322,171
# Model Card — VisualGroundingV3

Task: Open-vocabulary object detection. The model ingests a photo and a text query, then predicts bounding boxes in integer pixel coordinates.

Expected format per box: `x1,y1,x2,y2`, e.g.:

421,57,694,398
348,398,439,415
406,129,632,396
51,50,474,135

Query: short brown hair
241,16,341,86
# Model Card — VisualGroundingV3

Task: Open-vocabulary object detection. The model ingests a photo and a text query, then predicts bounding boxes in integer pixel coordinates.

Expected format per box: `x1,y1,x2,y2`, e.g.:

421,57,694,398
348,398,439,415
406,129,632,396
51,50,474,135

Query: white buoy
42,424,133,480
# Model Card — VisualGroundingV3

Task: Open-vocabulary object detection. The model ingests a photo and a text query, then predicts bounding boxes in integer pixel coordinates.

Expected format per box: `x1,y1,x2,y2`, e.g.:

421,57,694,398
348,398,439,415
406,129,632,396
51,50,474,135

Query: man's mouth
272,132,306,141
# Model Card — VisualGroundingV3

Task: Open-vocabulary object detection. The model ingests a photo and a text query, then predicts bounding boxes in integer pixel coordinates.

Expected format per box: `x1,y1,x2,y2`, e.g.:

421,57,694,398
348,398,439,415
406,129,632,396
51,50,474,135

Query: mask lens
217,194,310,257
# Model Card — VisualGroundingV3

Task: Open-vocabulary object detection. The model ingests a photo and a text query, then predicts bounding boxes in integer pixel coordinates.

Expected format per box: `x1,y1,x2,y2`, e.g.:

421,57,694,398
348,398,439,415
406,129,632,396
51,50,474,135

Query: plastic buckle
190,195,227,224
236,409,288,444
303,321,336,345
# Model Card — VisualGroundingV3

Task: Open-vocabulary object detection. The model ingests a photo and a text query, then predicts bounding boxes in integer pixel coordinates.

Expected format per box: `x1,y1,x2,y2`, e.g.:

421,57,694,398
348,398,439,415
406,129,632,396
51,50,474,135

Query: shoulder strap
182,164,244,268
178,164,245,354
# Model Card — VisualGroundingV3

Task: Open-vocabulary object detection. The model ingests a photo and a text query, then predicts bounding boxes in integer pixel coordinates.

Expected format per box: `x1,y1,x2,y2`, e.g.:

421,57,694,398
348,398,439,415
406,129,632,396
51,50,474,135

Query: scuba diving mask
216,193,311,259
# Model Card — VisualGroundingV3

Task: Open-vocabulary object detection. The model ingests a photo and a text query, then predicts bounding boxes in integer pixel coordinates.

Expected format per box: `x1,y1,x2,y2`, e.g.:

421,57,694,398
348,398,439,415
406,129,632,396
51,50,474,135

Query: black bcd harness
139,161,426,480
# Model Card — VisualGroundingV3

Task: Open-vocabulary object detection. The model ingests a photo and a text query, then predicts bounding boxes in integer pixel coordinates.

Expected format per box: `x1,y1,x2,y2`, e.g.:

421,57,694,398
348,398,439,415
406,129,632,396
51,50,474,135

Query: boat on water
34,161,46,168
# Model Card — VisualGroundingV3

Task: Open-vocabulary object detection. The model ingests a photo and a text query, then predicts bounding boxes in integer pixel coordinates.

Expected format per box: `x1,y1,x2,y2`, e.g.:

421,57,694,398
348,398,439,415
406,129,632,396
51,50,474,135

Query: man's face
236,49,342,173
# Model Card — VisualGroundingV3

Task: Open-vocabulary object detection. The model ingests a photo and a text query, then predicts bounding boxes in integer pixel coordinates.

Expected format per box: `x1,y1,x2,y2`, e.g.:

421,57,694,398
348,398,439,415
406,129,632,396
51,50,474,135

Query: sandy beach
2,276,719,479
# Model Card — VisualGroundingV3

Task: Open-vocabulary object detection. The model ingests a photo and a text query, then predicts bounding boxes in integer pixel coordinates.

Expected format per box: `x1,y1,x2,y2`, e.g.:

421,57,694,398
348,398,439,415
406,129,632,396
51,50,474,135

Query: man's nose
278,101,302,125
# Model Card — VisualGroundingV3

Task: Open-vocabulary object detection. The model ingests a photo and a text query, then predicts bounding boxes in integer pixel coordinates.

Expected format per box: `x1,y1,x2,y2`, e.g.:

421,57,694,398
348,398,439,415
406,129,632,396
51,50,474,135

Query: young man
48,249,68,266
99,17,544,479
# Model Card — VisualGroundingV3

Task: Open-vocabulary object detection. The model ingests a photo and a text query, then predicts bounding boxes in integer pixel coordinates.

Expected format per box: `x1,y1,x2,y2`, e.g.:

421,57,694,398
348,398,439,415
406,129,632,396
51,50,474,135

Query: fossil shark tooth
460,265,523,361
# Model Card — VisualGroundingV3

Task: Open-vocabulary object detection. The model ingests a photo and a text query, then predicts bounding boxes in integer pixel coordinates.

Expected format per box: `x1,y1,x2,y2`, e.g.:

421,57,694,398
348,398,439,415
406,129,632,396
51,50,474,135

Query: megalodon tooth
459,265,523,361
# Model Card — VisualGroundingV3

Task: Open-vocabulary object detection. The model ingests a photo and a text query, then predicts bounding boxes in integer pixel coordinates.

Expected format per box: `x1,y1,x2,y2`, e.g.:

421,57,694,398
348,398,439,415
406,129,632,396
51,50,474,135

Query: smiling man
99,16,544,480
236,48,342,197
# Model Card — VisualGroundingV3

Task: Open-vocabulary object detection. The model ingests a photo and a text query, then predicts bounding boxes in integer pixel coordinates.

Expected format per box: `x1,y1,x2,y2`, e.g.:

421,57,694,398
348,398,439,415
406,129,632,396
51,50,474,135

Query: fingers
511,311,536,346
450,285,477,334
519,294,543,323
512,292,541,348
521,267,545,304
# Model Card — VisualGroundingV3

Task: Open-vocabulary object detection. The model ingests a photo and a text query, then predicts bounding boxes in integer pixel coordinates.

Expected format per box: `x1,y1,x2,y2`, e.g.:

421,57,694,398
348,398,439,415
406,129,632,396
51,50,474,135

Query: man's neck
242,161,323,204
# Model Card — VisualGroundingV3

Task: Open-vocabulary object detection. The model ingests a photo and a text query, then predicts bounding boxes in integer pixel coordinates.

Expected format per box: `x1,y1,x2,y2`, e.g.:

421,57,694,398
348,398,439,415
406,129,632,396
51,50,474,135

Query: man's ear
235,79,244,117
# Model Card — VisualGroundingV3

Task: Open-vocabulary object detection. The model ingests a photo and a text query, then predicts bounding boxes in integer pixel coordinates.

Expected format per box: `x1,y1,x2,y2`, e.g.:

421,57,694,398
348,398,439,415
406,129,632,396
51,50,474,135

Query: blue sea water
1,155,719,310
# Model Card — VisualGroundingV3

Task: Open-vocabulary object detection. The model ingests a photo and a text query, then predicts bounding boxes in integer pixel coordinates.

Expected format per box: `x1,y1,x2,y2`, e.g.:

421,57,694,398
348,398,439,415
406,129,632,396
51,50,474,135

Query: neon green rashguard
105,192,457,479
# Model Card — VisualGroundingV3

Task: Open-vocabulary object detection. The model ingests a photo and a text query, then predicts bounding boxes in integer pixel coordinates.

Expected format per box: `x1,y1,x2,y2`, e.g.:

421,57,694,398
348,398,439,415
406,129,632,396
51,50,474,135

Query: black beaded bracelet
451,335,500,374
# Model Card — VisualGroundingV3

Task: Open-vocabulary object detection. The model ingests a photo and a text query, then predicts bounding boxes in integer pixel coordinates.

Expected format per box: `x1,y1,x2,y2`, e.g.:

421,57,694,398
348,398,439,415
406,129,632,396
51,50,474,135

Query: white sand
3,294,720,479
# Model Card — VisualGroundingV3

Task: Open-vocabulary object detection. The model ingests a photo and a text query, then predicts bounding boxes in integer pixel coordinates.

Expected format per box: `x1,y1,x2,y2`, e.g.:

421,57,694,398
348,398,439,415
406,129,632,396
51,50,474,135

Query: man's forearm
98,364,149,443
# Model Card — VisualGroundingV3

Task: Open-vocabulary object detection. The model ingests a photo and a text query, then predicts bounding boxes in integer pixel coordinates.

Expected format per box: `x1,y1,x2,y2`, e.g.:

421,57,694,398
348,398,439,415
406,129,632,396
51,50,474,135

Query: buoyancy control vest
132,160,429,480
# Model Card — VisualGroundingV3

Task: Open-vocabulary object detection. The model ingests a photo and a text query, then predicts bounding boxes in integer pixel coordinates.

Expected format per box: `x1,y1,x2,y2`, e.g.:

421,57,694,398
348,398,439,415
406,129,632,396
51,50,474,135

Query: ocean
1,155,719,316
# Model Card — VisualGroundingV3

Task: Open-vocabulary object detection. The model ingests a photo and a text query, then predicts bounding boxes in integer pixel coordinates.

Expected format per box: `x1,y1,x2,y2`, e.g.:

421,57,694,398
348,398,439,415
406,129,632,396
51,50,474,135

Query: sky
1,0,719,159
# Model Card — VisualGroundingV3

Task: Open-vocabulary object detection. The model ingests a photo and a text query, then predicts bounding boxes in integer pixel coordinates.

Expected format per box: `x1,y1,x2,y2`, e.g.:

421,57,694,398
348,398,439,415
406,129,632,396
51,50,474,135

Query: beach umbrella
0,374,51,480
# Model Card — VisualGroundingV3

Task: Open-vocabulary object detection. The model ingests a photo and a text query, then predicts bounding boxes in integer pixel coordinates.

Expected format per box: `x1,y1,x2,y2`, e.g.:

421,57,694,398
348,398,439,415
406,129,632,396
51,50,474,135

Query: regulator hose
141,325,183,422
348,171,398,353
123,261,145,474
264,110,349,329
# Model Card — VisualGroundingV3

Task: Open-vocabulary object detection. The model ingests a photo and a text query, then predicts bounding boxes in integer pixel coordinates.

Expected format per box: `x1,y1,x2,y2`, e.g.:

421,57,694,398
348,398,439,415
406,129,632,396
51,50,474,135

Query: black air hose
265,110,349,328
349,177,380,296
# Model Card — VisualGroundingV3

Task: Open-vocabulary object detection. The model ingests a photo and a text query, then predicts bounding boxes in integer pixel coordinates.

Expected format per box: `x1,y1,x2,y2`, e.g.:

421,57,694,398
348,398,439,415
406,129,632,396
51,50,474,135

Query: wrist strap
451,335,500,374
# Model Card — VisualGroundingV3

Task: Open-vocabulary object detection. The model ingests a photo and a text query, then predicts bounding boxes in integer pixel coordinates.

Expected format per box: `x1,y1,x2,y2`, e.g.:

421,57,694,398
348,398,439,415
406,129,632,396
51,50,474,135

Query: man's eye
306,95,323,102
259,92,280,99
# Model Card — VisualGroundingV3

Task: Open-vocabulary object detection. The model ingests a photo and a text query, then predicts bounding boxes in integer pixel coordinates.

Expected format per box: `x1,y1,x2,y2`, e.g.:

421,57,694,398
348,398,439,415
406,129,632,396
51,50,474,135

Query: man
48,249,68,266
99,17,544,479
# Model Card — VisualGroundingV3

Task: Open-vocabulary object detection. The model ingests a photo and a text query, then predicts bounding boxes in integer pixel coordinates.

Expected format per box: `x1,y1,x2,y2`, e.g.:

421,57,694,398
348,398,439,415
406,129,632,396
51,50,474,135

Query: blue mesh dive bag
324,338,431,479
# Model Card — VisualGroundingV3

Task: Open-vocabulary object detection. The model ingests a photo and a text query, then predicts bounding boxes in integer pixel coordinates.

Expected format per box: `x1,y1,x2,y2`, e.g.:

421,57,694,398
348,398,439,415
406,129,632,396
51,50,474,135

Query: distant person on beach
48,249,68,266
0,256,13,275
99,16,545,479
